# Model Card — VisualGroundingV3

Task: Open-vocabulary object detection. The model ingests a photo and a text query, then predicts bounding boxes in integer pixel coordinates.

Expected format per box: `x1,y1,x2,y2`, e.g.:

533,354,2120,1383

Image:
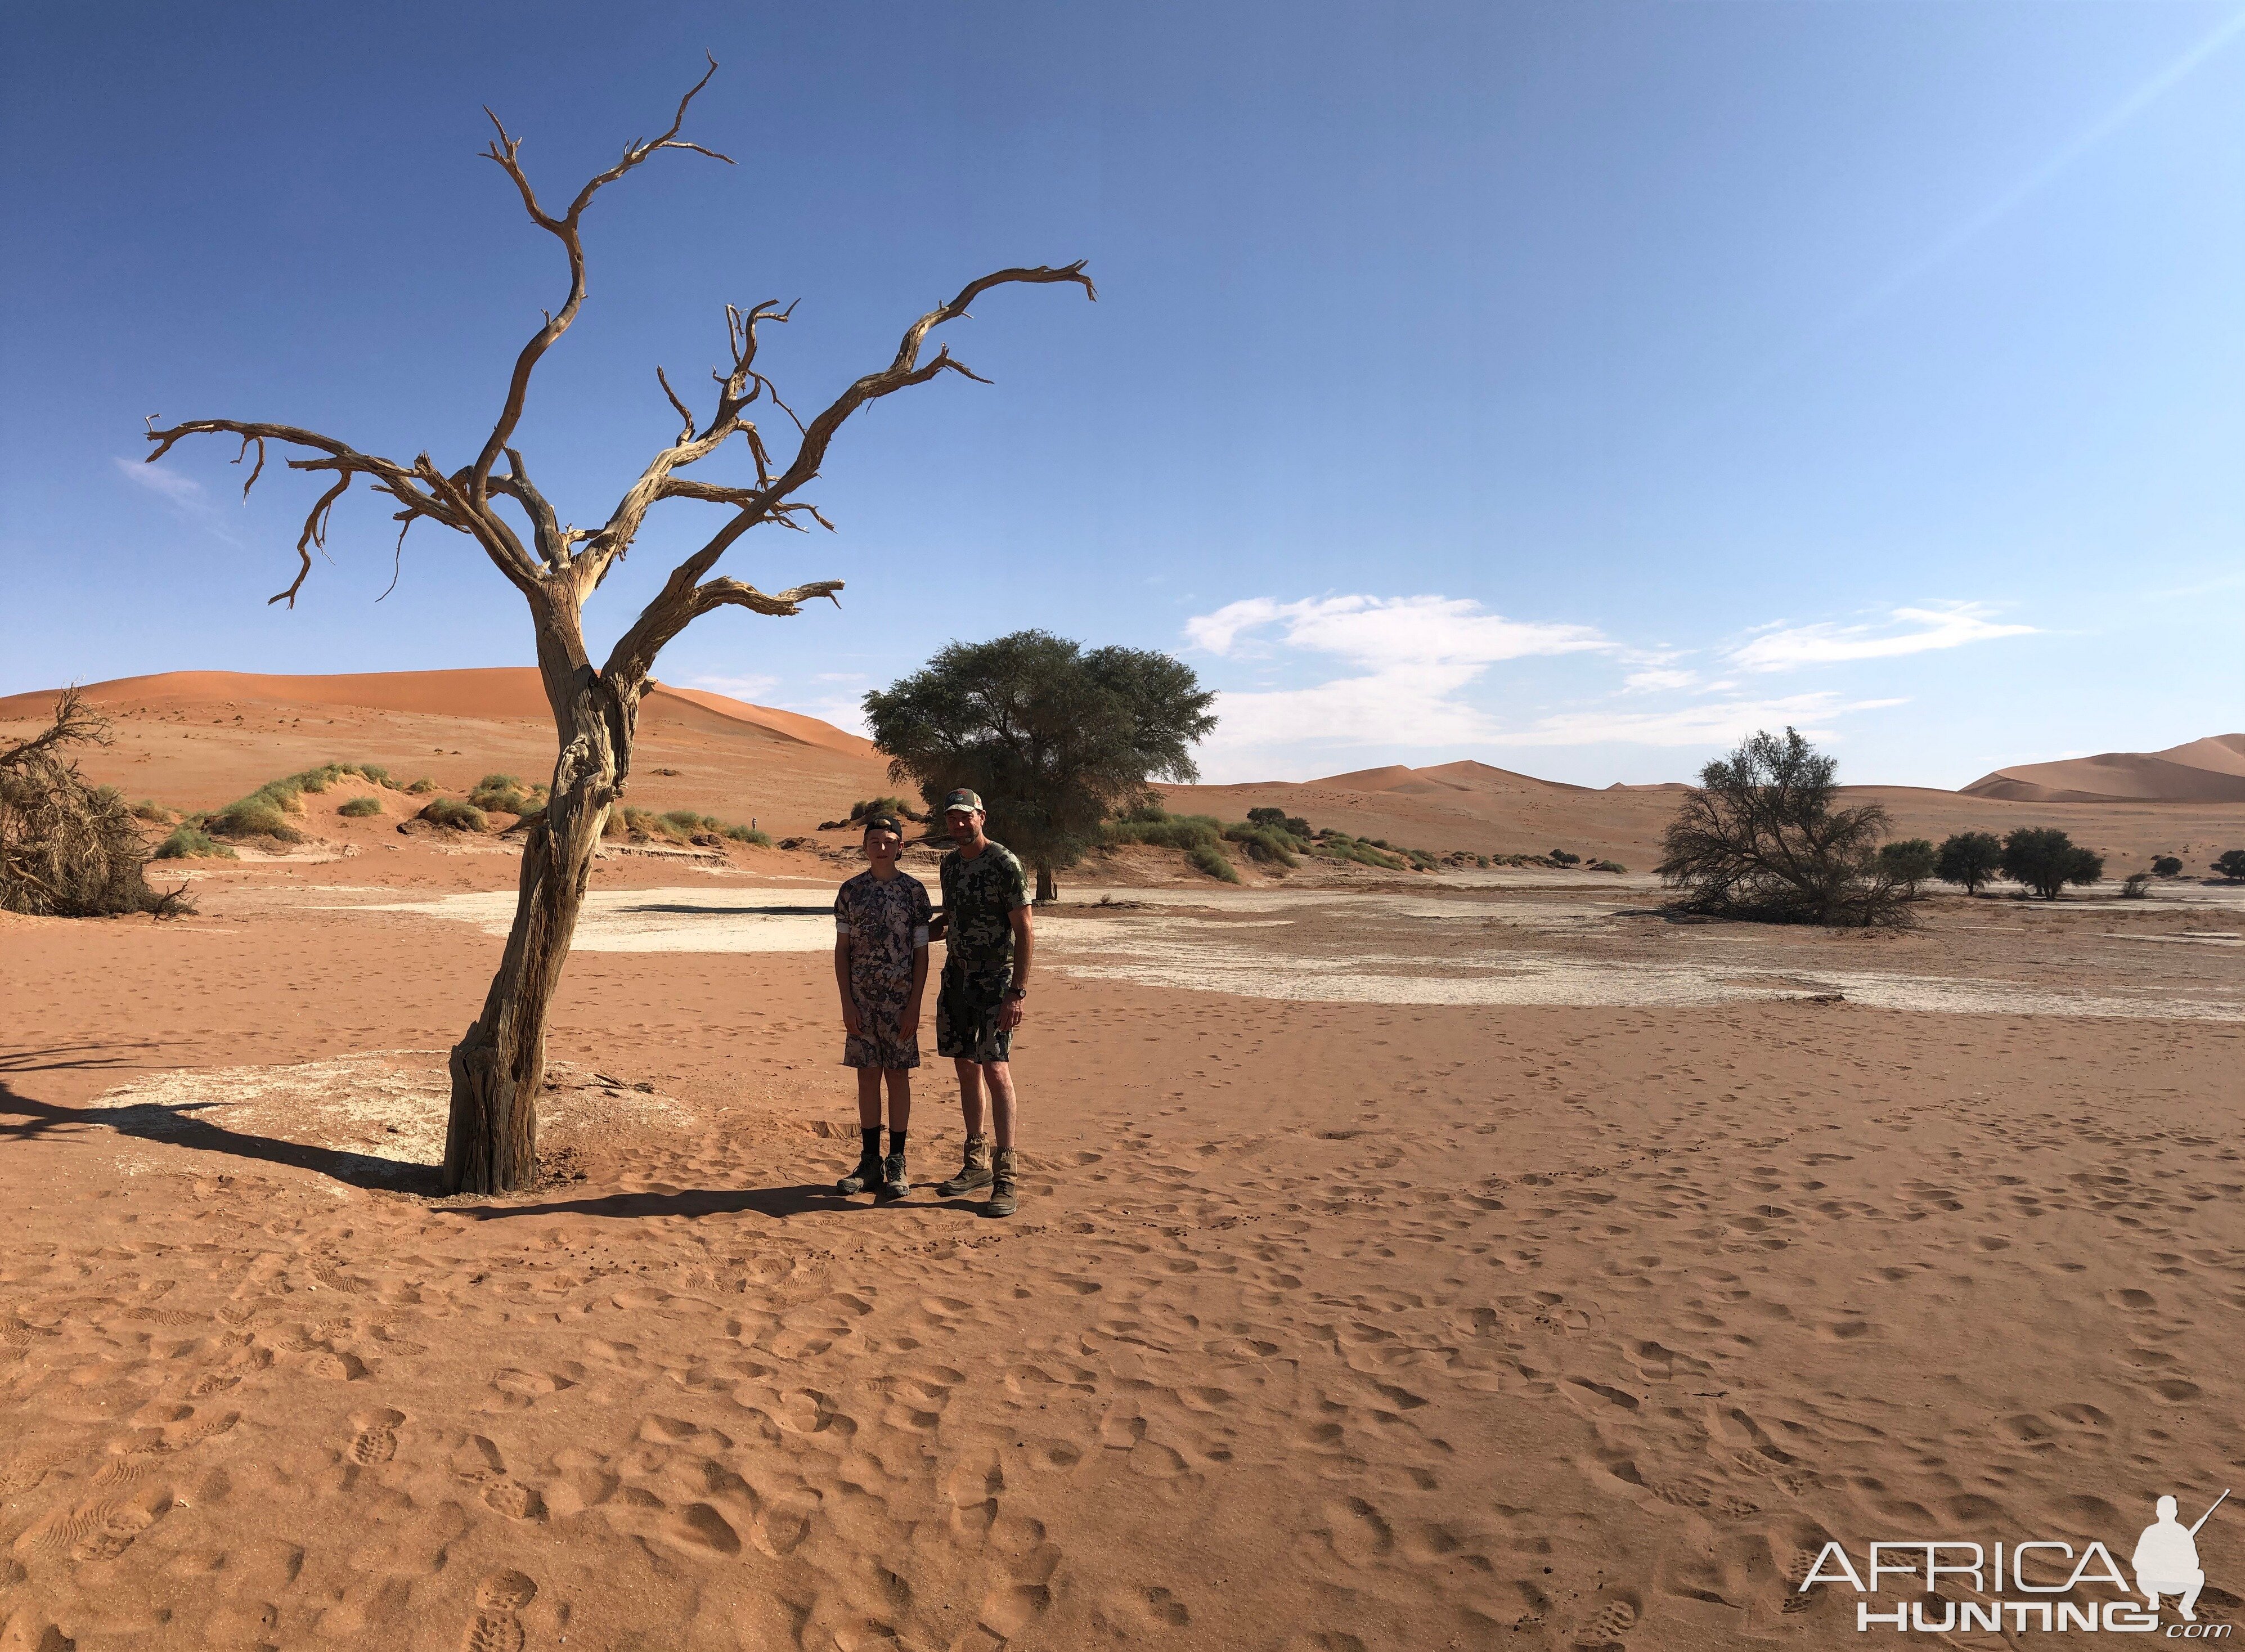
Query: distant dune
1963,734,2245,804
0,668,890,834
4,672,2238,867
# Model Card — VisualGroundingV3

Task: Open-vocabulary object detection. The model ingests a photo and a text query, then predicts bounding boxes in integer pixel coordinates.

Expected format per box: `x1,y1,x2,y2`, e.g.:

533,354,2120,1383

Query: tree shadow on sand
465,1186,987,1222
0,1078,441,1195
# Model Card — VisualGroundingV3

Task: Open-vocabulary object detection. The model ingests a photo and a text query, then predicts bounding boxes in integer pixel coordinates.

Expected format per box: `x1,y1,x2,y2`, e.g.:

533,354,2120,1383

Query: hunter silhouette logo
2135,1491,2225,1623
1798,1487,2231,1635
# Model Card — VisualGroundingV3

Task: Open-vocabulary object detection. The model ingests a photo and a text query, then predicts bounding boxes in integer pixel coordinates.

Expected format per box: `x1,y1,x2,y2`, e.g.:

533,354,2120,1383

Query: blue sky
4,3,2239,787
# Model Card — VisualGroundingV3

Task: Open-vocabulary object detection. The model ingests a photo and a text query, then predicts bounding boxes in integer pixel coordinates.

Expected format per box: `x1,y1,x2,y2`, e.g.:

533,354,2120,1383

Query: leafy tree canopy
864,630,1216,900
2000,827,2104,900
1934,831,2004,895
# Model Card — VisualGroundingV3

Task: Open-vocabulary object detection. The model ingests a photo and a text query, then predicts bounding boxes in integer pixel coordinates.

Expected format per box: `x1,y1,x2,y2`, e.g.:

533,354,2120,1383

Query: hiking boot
877,1152,910,1201
835,1153,883,1196
937,1135,993,1197
982,1147,1019,1218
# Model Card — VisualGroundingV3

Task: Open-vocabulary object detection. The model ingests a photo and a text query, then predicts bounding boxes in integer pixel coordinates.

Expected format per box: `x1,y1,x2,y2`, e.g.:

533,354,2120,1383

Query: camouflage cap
942,788,985,814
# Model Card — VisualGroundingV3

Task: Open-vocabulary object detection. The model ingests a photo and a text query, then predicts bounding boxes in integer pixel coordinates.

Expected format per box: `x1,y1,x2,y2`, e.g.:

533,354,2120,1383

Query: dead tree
145,61,1093,1193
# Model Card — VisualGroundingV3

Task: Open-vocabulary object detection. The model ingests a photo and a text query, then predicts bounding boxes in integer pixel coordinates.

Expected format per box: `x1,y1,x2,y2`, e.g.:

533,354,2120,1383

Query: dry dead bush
0,690,190,918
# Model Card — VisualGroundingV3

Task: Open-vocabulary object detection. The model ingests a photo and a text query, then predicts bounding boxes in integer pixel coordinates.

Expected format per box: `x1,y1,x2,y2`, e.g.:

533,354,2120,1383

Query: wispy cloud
114,456,245,546
688,672,779,701
1727,603,2034,673
1188,594,1609,666
1501,692,1907,748
1186,594,1614,757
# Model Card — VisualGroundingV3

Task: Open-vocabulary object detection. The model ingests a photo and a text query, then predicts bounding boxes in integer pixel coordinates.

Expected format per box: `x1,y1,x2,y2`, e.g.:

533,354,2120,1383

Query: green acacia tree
2001,827,2104,900
865,630,1216,902
1934,831,2004,895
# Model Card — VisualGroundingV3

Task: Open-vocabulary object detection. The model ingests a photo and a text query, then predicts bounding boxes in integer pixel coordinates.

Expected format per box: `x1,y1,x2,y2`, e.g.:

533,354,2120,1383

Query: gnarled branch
471,53,731,499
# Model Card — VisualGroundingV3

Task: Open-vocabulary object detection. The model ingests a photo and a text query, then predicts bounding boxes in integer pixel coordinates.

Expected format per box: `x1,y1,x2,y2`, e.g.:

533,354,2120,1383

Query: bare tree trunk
442,648,636,1194
1035,864,1058,904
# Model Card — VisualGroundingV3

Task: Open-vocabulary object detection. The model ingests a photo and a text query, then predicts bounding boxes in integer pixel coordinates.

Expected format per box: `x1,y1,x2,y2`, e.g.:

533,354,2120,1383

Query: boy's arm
900,937,930,1038
833,933,860,1034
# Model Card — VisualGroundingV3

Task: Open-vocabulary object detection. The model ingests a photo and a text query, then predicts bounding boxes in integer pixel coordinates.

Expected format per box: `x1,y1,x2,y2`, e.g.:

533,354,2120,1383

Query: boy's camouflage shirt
939,840,1029,993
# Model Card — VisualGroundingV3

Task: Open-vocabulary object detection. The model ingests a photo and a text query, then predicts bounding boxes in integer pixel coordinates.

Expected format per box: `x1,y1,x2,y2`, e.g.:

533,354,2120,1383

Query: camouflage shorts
936,963,1013,1064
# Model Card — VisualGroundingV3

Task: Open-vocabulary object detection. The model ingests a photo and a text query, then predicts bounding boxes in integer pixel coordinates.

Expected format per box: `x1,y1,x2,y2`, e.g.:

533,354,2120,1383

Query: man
2132,1494,2210,1622
929,788,1033,1217
829,813,932,1200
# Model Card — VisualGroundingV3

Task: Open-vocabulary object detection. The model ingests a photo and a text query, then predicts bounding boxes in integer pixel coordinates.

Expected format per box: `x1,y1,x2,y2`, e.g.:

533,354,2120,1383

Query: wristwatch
1003,987,1028,1001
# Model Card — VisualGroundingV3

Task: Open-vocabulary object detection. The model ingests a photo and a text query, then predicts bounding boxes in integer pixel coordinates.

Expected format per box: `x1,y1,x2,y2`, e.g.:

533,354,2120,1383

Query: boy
831,813,933,1198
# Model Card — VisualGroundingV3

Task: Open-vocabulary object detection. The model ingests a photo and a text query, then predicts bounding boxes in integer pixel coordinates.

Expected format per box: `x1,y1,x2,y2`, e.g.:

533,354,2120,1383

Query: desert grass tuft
152,824,236,860
416,797,488,832
338,796,383,818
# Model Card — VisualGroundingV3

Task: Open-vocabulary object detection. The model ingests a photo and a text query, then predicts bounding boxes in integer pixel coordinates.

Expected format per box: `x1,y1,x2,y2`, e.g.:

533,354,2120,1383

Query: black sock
888,1129,908,1158
860,1126,881,1161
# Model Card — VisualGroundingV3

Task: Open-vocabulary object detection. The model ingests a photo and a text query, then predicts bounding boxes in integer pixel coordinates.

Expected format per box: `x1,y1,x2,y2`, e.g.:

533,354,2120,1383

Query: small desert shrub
1312,832,1408,871
210,796,303,843
357,764,392,787
849,795,924,824
2120,872,2152,899
2001,827,2103,900
130,798,172,824
338,796,382,818
1246,806,1312,838
1223,822,1300,868
661,809,719,835
1548,848,1581,867
724,823,773,846
2152,855,2183,878
152,824,235,860
469,773,535,815
1185,842,1240,883
417,798,488,833
407,776,438,795
1098,809,1240,882
2213,849,2245,882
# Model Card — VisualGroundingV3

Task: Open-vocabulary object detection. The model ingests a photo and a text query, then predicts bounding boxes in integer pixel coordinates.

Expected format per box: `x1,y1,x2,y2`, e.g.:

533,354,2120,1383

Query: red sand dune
0,668,892,834
0,667,872,757
1962,733,2245,803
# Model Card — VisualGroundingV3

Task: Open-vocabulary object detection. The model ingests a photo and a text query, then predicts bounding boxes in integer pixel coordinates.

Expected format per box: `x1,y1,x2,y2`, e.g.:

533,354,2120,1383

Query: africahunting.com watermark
1801,1490,2230,1636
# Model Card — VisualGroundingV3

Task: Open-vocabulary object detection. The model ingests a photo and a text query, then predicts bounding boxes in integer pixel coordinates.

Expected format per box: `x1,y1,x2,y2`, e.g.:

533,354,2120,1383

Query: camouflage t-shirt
939,840,1029,987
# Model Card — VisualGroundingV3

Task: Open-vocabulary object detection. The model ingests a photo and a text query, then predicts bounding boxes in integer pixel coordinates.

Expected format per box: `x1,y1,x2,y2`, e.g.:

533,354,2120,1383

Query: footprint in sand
462,1570,536,1652
482,1479,546,1521
348,1407,405,1465
1573,1592,1640,1650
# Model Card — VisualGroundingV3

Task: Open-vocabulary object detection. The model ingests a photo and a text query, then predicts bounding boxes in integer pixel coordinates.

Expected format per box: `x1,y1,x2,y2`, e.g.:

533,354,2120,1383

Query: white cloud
1622,667,1699,693
1499,692,1907,747
1189,594,1609,667
689,672,779,702
1728,603,2034,672
113,456,245,546
115,456,206,502
1187,594,1613,757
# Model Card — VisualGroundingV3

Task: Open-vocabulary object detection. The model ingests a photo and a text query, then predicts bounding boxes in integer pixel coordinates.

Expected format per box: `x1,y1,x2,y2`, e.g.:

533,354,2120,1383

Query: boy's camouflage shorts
936,962,1013,1063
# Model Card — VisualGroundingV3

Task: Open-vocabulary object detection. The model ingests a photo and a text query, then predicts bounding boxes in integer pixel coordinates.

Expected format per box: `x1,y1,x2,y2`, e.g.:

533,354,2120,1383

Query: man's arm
1001,904,1034,1030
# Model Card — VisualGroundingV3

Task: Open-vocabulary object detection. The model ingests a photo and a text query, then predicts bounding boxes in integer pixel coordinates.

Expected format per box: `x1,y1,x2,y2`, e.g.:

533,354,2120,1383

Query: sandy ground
5,828,2243,1652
